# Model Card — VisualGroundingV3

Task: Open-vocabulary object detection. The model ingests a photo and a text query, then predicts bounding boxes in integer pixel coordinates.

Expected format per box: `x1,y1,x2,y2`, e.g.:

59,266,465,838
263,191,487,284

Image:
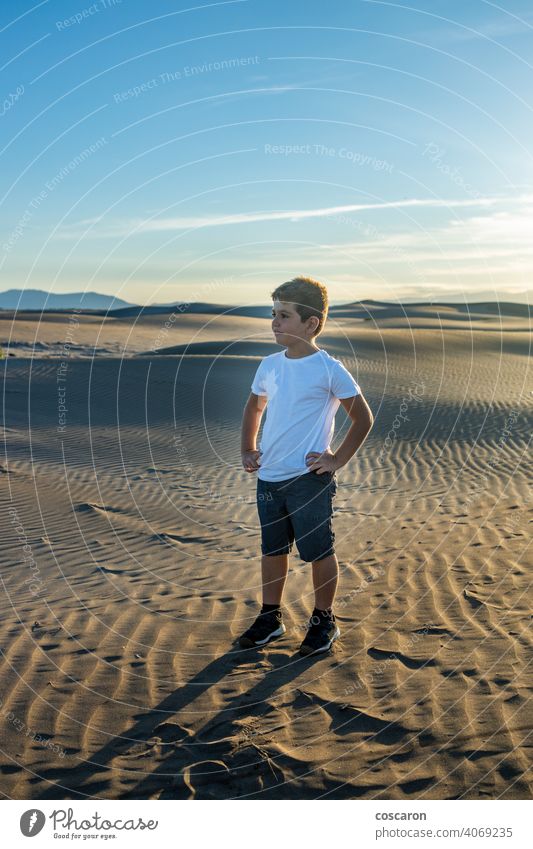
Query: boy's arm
241,392,267,472
334,394,374,468
306,393,374,474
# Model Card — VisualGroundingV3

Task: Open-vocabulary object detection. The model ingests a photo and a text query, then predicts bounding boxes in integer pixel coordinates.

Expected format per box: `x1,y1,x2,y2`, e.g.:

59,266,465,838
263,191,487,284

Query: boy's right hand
242,449,261,473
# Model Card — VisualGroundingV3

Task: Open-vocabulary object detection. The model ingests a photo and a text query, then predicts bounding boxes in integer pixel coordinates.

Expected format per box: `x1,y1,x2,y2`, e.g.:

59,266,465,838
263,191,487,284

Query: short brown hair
271,276,329,337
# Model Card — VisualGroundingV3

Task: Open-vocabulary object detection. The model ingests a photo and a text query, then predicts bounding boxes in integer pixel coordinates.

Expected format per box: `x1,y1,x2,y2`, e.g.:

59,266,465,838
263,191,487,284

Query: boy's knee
313,551,336,562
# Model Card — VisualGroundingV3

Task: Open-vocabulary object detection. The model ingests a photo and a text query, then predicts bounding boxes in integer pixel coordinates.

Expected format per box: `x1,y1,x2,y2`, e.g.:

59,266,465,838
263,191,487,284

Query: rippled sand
0,302,531,799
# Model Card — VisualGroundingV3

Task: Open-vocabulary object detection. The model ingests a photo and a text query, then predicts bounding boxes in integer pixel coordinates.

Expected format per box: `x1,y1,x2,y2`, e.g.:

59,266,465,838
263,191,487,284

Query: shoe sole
239,623,286,648
299,626,341,656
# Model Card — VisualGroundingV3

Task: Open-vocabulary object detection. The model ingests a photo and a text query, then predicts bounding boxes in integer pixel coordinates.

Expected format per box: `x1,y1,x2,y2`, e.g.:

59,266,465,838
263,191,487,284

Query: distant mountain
0,289,136,311
1,289,530,319
332,300,531,319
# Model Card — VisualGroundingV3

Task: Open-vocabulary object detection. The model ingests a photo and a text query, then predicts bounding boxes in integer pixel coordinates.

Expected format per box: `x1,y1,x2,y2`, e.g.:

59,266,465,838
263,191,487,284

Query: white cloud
312,200,533,269
58,194,526,240
53,193,533,296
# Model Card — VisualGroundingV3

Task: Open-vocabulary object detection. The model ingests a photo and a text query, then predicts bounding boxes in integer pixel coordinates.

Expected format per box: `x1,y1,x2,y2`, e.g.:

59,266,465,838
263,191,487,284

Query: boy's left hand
305,449,340,474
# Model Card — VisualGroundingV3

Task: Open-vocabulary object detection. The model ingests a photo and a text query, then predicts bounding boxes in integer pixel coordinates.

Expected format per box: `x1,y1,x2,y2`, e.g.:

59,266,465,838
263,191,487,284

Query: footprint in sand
177,760,231,799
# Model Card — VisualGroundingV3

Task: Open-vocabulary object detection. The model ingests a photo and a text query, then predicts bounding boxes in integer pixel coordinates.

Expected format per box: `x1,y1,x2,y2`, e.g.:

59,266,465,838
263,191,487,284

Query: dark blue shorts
256,471,338,562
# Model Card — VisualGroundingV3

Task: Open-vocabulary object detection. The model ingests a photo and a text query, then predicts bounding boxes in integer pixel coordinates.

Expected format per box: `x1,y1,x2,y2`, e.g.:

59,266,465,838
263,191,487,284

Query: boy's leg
285,472,338,611
311,553,339,610
262,553,290,605
238,552,289,648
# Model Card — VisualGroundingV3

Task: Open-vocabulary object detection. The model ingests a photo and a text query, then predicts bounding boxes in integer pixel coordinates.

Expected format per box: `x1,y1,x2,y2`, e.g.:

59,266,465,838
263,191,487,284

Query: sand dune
0,303,531,799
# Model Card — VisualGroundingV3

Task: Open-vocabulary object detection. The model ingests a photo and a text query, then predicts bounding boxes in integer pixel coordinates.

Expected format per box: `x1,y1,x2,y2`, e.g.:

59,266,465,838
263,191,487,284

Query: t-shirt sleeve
251,359,267,395
330,359,361,399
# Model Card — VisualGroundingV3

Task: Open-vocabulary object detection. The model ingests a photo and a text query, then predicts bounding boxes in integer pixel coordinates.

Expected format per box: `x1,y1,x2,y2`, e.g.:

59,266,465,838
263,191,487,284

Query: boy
239,277,374,656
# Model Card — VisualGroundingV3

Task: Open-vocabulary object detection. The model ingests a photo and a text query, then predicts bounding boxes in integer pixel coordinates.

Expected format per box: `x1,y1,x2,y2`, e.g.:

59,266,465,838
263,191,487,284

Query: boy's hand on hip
305,449,339,474
242,449,261,473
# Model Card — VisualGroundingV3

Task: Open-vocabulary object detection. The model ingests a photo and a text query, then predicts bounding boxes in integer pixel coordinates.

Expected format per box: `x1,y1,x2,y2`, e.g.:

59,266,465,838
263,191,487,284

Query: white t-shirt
251,348,361,482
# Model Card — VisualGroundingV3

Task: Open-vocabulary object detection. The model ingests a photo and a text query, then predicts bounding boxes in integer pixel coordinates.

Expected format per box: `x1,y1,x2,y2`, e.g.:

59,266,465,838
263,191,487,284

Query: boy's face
271,300,314,344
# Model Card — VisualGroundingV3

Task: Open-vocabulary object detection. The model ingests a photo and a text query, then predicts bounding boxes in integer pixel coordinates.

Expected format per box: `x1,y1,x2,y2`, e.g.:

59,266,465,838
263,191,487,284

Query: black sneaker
299,612,340,656
238,609,286,648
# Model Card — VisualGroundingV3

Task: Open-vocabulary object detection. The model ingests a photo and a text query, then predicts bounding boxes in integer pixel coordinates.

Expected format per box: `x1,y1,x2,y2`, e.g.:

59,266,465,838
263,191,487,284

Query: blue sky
1,0,532,305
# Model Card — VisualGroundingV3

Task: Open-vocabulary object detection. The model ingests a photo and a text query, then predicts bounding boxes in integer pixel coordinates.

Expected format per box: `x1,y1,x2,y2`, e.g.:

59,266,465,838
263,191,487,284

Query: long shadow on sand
33,637,410,800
